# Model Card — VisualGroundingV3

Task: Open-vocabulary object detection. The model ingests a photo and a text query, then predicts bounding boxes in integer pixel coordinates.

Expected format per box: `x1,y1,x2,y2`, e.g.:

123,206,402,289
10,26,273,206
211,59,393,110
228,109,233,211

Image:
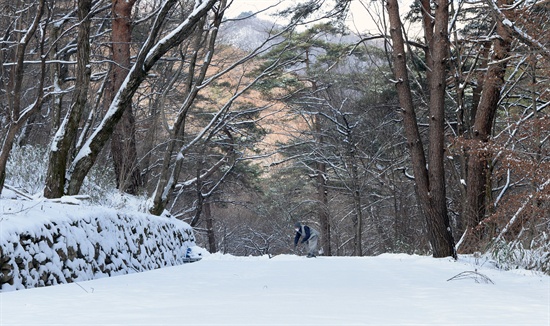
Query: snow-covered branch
485,0,550,61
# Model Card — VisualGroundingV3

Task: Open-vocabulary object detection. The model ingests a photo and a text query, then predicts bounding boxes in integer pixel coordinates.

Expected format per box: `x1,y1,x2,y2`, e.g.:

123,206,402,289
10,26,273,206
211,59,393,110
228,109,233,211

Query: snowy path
1,253,548,325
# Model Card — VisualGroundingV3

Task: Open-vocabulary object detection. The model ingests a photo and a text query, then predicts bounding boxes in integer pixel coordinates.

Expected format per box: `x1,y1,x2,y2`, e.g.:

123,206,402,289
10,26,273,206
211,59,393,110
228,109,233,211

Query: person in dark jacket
294,222,319,258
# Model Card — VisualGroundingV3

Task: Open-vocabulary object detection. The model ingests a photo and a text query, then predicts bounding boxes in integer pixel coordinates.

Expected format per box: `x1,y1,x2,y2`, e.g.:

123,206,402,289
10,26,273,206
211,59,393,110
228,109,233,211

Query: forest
0,0,548,271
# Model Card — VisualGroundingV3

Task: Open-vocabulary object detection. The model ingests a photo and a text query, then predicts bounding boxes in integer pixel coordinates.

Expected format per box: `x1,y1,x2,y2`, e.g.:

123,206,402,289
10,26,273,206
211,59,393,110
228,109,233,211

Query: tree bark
352,188,363,256
315,113,331,256
426,0,456,258
108,0,141,195
205,201,217,253
317,160,331,256
44,0,92,198
463,0,512,249
419,0,433,86
386,0,456,258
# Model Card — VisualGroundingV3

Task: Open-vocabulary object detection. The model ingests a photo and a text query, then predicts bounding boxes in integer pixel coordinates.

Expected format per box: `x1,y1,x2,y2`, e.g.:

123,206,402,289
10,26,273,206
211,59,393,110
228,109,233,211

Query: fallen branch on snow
447,270,495,284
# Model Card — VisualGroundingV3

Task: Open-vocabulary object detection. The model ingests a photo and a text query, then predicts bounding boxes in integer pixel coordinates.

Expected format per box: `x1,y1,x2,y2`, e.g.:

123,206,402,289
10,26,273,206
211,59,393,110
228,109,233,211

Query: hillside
219,12,283,51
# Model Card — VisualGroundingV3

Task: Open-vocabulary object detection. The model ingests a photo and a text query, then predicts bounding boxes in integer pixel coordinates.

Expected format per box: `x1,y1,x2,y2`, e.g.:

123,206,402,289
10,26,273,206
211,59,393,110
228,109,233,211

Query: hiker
293,222,319,258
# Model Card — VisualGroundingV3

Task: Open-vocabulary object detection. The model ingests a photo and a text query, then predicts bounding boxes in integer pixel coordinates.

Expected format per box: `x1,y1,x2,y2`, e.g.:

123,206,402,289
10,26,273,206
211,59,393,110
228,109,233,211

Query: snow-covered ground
1,252,549,325
1,189,549,325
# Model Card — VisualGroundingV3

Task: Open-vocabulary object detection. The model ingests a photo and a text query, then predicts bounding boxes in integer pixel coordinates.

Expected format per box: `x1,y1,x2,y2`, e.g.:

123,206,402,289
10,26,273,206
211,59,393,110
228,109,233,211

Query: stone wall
1,210,196,291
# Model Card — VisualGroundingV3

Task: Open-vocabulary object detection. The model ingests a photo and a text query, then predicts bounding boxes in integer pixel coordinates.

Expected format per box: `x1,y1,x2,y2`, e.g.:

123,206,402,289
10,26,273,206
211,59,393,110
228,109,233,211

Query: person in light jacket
294,222,319,258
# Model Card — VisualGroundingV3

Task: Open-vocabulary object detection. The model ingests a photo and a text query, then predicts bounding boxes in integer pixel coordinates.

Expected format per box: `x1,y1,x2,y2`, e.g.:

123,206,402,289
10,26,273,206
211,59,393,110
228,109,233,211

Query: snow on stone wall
0,198,197,291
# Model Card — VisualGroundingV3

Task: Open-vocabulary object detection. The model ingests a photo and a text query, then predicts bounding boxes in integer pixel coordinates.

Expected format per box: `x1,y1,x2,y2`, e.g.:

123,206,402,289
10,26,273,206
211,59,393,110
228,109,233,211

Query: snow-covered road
1,253,548,325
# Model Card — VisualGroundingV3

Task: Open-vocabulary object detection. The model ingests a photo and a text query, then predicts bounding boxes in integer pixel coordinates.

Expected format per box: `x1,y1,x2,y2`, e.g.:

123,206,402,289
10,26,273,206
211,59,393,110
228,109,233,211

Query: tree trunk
315,112,331,256
347,126,362,256
317,161,331,256
386,0,456,258
469,43,491,130
0,127,20,193
205,201,217,253
353,188,363,256
108,0,141,195
425,0,456,258
44,0,92,198
463,0,512,249
419,0,433,86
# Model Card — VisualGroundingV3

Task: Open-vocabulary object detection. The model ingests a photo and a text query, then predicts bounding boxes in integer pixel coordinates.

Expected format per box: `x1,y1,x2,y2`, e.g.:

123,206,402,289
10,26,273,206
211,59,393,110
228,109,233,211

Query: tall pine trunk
386,0,456,258
462,0,512,250
108,0,141,195
425,0,456,258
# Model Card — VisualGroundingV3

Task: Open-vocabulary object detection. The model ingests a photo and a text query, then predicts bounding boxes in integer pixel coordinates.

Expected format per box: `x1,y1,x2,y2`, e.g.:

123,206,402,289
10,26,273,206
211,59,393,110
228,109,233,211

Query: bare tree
444,0,549,252
0,0,49,194
147,4,302,216
148,3,224,215
65,0,220,196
